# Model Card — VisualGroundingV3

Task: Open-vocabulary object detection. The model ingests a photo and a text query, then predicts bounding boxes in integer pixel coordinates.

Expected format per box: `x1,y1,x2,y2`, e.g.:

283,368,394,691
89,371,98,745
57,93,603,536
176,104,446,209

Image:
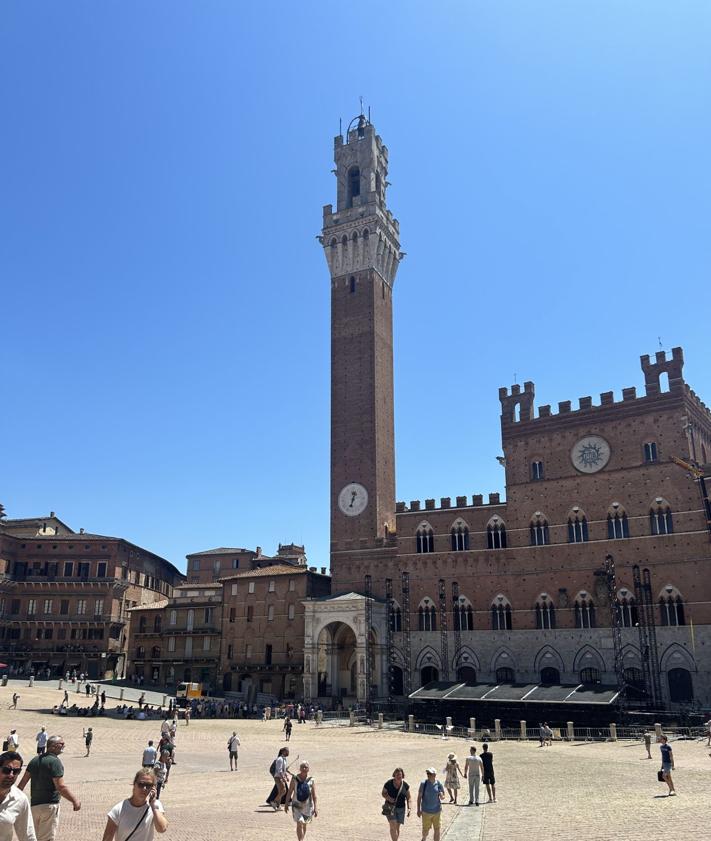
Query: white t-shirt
107,799,164,841
274,755,288,777
465,756,483,778
142,747,157,766
36,731,48,749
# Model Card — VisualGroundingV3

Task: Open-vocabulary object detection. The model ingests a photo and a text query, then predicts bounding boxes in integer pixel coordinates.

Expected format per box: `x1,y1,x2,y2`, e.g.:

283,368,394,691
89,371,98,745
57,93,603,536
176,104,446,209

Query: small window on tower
348,166,360,206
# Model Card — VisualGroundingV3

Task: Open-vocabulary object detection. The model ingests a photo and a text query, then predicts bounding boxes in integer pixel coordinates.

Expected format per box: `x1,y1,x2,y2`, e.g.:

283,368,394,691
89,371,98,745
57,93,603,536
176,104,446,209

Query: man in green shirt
17,735,80,841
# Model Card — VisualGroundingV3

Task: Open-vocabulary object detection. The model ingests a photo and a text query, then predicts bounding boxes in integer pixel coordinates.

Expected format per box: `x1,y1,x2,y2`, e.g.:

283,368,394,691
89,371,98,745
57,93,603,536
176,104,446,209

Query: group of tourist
267,746,317,841
379,745,496,841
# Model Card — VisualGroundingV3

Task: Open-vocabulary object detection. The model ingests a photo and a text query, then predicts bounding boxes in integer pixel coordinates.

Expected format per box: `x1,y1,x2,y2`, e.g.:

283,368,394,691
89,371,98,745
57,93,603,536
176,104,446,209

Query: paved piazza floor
0,681,706,841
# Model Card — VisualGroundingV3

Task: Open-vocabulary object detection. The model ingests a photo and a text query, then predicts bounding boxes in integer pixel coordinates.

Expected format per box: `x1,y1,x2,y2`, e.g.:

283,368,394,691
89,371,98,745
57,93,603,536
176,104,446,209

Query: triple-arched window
568,509,589,543
659,586,685,626
491,595,513,630
616,588,638,627
453,596,474,631
487,517,507,549
416,524,435,553
418,598,437,631
535,594,555,629
607,504,630,539
574,591,596,629
450,521,470,551
650,500,673,535
530,513,550,546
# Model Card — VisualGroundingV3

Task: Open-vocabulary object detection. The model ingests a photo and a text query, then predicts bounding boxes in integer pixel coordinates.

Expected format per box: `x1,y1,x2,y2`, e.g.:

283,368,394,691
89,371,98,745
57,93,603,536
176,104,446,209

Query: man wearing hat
416,767,445,841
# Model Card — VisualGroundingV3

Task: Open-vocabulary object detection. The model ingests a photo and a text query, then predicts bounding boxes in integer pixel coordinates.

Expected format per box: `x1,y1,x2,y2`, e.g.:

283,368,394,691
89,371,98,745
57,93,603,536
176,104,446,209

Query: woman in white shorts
285,762,318,841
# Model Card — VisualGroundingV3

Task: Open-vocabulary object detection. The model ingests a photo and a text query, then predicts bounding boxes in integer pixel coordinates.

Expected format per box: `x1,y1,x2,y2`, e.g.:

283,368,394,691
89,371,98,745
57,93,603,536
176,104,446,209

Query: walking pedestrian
142,742,158,769
538,723,545,748
284,761,317,841
283,718,293,742
83,728,93,757
100,769,168,841
381,767,410,841
7,732,19,753
183,707,190,727
270,747,290,810
227,732,240,771
153,759,168,801
11,694,20,711
35,729,47,757
463,746,483,806
417,768,445,841
659,735,676,796
480,744,496,803
0,749,36,841
643,731,652,759
17,735,81,841
543,723,553,746
61,691,68,707
443,754,463,804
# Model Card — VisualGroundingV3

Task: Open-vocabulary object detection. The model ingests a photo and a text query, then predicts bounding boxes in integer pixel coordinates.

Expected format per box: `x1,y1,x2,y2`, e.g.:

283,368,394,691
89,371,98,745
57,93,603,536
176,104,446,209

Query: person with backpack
285,761,317,840
269,747,290,810
227,731,241,771
83,728,93,757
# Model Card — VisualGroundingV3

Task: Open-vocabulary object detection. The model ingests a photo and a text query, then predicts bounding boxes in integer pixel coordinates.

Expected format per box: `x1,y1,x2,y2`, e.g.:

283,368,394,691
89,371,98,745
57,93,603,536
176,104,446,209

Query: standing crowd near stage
3,689,711,841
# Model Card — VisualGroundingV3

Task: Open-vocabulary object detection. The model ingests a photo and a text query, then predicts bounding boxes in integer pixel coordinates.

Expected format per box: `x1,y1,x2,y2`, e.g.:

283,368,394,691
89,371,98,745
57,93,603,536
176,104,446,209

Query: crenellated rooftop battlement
395,492,505,514
499,347,699,427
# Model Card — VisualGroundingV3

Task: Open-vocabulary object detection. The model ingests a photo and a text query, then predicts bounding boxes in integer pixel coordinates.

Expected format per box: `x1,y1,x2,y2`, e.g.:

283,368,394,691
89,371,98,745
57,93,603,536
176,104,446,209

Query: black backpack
269,759,277,776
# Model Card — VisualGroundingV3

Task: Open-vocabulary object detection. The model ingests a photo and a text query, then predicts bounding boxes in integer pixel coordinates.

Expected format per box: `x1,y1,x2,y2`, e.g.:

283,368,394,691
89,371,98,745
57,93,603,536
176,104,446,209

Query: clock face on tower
571,435,611,474
338,482,368,517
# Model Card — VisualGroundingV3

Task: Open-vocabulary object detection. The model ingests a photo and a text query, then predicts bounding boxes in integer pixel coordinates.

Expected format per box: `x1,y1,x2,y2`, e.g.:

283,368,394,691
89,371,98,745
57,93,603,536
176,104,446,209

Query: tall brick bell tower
321,115,402,584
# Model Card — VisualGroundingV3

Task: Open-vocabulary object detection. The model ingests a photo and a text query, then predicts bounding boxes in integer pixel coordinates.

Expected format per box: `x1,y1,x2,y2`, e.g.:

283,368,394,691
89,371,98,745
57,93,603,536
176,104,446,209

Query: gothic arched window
650,501,673,535
487,517,507,549
450,522,469,551
607,504,630,539
491,595,512,631
416,525,435,554
573,592,596,629
567,510,589,543
530,514,550,546
138,616,146,633
535,594,555,630
580,667,601,684
418,599,437,631
659,587,685,626
616,589,638,627
453,596,474,631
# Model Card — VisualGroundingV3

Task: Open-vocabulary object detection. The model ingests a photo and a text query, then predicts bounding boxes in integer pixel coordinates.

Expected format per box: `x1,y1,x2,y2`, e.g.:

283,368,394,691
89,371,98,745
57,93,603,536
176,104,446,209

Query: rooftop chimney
50,511,56,518
320,567,327,575
79,528,85,534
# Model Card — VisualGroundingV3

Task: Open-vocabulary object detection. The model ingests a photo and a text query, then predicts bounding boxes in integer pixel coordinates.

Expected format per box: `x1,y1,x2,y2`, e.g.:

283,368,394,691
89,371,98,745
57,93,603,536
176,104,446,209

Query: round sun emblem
571,435,611,474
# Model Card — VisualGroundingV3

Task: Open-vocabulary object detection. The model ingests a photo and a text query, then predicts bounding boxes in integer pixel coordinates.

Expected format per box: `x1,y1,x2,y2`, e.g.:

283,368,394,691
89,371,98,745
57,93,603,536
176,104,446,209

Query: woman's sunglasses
135,782,153,790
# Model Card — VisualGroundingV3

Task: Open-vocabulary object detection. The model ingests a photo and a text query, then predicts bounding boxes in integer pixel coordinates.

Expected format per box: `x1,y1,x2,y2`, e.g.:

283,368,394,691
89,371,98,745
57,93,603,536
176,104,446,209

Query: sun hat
425,767,437,775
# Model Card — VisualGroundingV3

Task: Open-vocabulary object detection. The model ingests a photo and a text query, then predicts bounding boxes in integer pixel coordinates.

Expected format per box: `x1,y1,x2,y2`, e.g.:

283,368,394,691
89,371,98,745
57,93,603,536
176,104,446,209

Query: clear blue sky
3,2,710,573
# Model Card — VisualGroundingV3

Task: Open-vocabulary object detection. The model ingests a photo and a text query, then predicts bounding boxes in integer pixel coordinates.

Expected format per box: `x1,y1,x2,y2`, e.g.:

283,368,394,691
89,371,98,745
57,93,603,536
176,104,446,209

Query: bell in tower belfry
322,114,403,574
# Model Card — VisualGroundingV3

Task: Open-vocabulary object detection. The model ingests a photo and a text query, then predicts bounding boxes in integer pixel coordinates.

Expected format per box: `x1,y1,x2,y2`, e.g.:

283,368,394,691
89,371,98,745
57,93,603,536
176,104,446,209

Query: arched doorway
457,666,477,682
390,666,404,696
540,667,560,684
317,621,360,704
222,672,233,692
668,668,693,703
421,665,439,685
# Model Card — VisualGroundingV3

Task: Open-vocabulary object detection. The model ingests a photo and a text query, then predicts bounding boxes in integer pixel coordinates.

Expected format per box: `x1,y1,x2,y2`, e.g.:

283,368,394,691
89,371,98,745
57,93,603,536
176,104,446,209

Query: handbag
657,770,665,782
382,781,404,817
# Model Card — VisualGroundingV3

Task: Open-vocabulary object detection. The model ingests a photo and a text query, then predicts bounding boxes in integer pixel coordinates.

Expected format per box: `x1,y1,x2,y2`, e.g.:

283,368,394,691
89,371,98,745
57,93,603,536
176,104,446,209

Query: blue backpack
295,777,312,802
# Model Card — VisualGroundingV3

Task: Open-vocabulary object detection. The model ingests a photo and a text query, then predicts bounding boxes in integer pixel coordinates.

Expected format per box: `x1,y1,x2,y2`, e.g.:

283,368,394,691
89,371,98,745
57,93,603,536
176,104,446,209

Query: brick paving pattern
0,682,706,841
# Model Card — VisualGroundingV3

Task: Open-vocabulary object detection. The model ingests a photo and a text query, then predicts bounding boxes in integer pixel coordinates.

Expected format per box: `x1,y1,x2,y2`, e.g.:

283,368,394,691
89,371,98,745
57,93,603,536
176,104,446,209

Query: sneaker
475,802,479,807
669,792,676,797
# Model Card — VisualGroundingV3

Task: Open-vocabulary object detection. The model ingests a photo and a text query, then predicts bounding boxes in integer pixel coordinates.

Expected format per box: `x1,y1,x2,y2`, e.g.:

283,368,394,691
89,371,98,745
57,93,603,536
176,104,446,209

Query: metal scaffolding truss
401,571,412,698
438,578,449,680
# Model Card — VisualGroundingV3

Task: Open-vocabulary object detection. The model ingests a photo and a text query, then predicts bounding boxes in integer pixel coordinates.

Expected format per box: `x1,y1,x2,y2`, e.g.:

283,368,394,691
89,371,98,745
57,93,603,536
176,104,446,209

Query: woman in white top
101,769,168,841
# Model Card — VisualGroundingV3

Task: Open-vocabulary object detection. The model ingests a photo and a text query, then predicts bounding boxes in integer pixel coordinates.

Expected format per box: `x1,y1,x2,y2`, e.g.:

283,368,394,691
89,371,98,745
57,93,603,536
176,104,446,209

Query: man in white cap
416,767,445,841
